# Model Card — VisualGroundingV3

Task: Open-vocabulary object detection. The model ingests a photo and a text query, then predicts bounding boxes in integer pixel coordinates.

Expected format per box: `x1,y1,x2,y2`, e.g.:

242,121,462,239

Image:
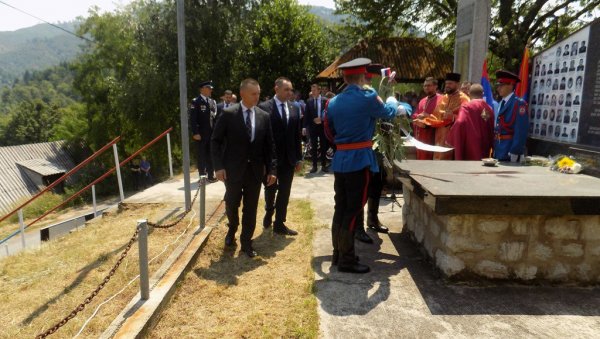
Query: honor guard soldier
324,58,400,274
190,80,218,182
493,70,529,162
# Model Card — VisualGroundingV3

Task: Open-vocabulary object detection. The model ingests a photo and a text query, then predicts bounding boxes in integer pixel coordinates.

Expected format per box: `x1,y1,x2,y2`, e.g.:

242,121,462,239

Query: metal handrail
26,127,174,229
0,136,122,224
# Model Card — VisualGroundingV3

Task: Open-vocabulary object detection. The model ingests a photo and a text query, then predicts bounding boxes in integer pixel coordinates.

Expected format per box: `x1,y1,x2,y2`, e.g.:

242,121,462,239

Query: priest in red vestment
412,77,442,160
446,84,495,160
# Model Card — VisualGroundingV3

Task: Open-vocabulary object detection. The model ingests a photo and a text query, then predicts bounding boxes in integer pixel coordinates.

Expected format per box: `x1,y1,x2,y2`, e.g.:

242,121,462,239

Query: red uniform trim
336,140,373,150
349,168,371,233
343,67,367,75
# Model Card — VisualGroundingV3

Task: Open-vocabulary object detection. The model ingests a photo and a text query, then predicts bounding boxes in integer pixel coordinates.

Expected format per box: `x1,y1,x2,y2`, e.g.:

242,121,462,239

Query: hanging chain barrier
36,181,205,338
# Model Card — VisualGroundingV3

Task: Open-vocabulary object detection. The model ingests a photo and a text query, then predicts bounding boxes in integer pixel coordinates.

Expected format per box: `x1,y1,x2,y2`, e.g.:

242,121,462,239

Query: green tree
238,0,335,94
335,0,600,70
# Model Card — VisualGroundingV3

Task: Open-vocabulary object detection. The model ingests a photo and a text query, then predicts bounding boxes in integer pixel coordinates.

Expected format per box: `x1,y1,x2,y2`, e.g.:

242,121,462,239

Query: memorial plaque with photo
530,26,589,145
579,21,600,147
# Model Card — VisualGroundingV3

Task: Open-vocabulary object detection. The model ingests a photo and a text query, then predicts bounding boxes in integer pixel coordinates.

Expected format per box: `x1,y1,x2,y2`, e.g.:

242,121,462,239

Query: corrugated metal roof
316,37,453,82
0,141,75,215
16,159,68,176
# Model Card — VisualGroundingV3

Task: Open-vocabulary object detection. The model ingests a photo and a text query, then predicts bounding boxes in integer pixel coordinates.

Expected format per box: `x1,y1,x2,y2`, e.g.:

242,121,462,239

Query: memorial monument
454,0,491,83
528,19,600,176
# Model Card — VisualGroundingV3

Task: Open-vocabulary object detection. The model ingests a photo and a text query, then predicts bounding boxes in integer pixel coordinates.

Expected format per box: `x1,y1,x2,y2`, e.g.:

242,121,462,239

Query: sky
0,0,336,32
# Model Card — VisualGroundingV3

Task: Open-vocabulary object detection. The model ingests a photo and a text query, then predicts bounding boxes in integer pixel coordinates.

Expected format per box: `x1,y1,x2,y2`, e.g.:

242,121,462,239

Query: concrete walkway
307,172,600,338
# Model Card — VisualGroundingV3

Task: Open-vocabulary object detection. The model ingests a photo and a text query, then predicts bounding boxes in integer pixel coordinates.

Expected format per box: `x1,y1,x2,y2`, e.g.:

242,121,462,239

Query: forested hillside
0,22,82,86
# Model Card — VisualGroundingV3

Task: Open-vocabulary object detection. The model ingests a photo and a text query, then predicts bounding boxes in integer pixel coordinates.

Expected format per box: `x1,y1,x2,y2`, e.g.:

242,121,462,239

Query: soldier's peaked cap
199,80,214,89
338,58,372,76
495,70,520,85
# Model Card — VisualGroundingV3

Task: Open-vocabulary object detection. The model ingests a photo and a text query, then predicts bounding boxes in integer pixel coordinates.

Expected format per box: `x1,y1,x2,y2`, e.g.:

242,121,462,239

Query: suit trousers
195,138,214,178
332,167,371,267
310,124,329,167
224,163,262,250
264,162,294,227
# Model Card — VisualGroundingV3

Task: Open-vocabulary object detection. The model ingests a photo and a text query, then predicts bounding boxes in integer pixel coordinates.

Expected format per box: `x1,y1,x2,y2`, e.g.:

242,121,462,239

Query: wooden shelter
315,37,453,90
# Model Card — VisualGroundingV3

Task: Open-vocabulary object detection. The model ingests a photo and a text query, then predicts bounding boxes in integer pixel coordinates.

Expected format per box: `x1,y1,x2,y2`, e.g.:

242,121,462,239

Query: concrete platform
309,170,600,338
395,160,600,215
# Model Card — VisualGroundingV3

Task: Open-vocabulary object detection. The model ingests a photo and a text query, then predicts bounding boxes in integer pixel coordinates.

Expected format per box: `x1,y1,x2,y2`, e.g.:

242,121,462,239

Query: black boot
263,210,273,228
354,226,373,243
367,198,389,233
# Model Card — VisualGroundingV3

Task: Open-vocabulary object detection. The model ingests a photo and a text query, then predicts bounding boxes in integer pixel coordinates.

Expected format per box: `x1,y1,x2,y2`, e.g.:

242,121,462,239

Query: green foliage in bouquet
372,76,412,168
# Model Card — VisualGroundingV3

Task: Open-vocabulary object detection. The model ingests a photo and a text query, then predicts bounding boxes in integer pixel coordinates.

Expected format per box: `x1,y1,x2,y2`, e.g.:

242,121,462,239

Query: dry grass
149,200,320,339
0,202,198,339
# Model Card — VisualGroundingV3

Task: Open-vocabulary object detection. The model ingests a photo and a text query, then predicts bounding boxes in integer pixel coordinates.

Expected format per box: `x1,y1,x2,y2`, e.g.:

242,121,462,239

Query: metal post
18,209,26,249
199,175,206,229
167,132,174,178
137,220,150,300
177,0,192,210
112,144,125,202
92,184,97,217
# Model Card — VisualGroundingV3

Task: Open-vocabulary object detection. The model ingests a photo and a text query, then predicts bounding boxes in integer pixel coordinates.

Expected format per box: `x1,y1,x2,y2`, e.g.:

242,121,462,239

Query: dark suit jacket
258,98,302,167
211,104,277,182
303,96,328,130
190,96,213,140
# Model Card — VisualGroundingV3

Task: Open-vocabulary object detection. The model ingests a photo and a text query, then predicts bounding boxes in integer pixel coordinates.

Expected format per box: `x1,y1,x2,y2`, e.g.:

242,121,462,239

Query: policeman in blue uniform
190,80,218,182
493,70,529,162
324,58,400,274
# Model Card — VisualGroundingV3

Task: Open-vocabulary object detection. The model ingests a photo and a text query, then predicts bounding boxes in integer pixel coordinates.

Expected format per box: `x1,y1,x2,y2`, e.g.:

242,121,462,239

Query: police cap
338,58,372,76
495,70,520,85
199,80,214,89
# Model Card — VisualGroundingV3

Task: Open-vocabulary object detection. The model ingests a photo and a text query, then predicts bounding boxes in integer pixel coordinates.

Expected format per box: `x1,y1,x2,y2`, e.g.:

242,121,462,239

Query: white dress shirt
241,101,256,142
274,95,289,124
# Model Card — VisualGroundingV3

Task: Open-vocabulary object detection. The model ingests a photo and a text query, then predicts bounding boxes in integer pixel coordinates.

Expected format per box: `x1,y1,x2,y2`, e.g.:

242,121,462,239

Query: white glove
386,96,398,104
396,105,407,117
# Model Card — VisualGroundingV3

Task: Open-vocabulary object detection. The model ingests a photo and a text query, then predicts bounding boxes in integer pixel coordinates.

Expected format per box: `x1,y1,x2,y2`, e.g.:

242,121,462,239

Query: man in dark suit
190,80,217,182
258,77,302,236
304,83,330,173
216,89,234,120
212,78,277,258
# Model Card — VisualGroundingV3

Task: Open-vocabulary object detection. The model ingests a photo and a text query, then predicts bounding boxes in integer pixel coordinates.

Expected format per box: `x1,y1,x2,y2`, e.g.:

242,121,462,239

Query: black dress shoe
309,166,318,173
263,215,272,229
355,230,373,243
368,223,389,233
321,165,329,173
332,252,359,266
338,263,370,274
242,248,257,258
225,233,236,247
273,225,298,236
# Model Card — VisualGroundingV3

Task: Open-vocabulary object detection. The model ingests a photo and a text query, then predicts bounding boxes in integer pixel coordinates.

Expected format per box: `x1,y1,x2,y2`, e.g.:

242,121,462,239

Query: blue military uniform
190,80,217,179
493,71,529,161
324,58,399,273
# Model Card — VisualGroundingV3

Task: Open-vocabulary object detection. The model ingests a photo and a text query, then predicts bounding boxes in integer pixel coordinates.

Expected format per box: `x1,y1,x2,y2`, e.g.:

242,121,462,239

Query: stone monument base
397,160,600,284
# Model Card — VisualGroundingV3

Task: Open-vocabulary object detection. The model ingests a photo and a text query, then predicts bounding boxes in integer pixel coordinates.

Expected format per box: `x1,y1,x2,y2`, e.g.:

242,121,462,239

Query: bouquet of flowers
550,155,583,174
372,68,412,168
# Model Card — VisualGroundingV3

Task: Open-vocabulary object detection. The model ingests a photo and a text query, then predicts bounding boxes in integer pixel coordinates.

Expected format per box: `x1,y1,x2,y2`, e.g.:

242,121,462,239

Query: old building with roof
0,141,76,214
316,37,453,90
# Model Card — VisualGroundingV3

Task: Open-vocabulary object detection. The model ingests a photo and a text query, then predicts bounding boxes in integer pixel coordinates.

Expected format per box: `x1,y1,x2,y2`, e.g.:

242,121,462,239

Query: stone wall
402,189,600,283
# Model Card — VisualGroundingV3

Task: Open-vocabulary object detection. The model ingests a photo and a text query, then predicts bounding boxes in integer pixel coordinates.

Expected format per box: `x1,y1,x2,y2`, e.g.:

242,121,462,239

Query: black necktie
500,100,506,111
281,103,287,129
245,109,252,141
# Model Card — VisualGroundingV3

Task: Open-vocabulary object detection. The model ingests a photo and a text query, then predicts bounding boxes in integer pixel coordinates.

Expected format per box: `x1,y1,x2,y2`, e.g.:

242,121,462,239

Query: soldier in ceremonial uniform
493,70,529,162
190,80,218,182
324,58,400,274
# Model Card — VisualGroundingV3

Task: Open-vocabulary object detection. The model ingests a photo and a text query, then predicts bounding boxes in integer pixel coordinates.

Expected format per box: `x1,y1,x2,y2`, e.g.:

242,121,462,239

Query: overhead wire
0,0,94,43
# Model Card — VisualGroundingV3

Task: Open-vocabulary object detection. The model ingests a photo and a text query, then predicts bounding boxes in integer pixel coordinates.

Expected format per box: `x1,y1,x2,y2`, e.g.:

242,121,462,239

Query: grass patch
0,203,199,338
149,199,319,338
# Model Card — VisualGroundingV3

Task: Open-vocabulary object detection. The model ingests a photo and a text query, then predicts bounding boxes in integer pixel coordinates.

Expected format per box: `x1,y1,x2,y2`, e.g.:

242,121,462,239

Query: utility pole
177,0,192,210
